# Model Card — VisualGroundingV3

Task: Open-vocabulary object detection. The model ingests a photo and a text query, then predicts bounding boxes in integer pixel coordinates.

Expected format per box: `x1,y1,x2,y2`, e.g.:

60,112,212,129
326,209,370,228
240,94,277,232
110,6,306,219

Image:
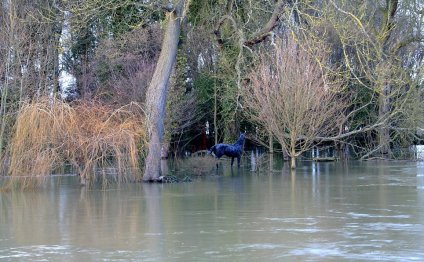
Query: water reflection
1,158,424,261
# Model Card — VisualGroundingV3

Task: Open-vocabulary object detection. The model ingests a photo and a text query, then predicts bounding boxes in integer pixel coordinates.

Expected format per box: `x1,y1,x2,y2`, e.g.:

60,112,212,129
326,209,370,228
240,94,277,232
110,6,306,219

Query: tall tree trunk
377,0,398,156
143,1,185,181
378,82,391,155
290,155,296,169
0,2,15,157
214,80,218,145
290,138,296,169
269,130,273,154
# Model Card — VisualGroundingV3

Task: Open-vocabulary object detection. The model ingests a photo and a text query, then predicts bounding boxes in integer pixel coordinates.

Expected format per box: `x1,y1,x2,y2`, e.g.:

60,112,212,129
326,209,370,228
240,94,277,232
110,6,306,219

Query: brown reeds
3,97,147,189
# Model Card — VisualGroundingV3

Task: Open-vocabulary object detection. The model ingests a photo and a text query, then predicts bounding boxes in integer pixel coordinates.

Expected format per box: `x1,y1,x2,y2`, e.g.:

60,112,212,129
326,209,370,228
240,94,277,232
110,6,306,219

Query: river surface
1,158,424,261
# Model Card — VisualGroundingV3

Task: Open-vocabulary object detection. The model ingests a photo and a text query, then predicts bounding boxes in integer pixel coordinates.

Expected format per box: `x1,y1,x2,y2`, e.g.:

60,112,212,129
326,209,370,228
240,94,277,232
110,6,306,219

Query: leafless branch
214,0,286,48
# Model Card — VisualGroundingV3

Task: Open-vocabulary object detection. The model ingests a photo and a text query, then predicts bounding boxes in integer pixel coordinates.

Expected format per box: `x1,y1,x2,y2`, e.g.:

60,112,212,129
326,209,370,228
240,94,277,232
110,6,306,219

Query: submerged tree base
144,175,193,183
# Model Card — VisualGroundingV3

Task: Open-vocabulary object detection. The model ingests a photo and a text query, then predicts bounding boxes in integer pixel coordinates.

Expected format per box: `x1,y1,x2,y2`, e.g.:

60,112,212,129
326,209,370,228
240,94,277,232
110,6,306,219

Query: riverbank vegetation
0,0,423,188
3,98,146,189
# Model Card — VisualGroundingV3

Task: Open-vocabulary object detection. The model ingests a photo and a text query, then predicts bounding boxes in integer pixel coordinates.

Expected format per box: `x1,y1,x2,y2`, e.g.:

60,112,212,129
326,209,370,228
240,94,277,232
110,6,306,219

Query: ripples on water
1,158,424,261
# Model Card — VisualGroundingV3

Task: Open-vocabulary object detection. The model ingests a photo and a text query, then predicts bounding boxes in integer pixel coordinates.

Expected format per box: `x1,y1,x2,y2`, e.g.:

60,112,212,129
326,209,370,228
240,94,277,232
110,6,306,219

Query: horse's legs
231,157,234,166
237,156,241,167
215,157,219,169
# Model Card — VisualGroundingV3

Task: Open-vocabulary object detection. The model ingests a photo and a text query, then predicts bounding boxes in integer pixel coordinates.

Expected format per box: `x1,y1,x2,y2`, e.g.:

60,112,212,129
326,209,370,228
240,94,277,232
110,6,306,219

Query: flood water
1,157,424,261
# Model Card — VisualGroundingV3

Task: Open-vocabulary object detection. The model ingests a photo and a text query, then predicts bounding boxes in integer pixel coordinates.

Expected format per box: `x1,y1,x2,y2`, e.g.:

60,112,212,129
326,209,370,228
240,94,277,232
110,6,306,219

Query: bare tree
292,0,424,157
0,1,61,158
244,37,348,169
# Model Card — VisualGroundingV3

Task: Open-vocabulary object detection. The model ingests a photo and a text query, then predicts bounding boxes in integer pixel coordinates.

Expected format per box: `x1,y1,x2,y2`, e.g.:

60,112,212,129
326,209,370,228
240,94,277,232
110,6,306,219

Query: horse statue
208,133,245,167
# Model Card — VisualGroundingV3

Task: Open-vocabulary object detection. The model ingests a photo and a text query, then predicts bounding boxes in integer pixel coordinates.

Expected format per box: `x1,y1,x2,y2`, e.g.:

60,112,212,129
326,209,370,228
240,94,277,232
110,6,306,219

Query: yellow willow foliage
4,97,147,189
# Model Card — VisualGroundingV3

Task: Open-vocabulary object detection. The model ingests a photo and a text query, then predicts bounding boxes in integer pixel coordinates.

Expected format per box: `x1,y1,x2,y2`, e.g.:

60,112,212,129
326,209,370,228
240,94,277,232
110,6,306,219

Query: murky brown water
1,157,424,261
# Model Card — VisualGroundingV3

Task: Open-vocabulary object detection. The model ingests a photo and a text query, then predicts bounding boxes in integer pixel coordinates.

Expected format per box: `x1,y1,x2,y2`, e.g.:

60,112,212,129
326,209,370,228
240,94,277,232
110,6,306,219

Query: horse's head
235,132,245,146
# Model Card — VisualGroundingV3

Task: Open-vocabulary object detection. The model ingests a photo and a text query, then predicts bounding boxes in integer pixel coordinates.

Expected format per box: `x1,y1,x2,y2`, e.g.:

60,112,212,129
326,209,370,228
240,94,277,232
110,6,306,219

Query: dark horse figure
208,133,245,167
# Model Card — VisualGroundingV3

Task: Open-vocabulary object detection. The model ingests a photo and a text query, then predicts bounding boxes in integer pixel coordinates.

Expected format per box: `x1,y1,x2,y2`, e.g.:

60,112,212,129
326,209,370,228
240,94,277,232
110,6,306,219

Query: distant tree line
0,0,423,176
